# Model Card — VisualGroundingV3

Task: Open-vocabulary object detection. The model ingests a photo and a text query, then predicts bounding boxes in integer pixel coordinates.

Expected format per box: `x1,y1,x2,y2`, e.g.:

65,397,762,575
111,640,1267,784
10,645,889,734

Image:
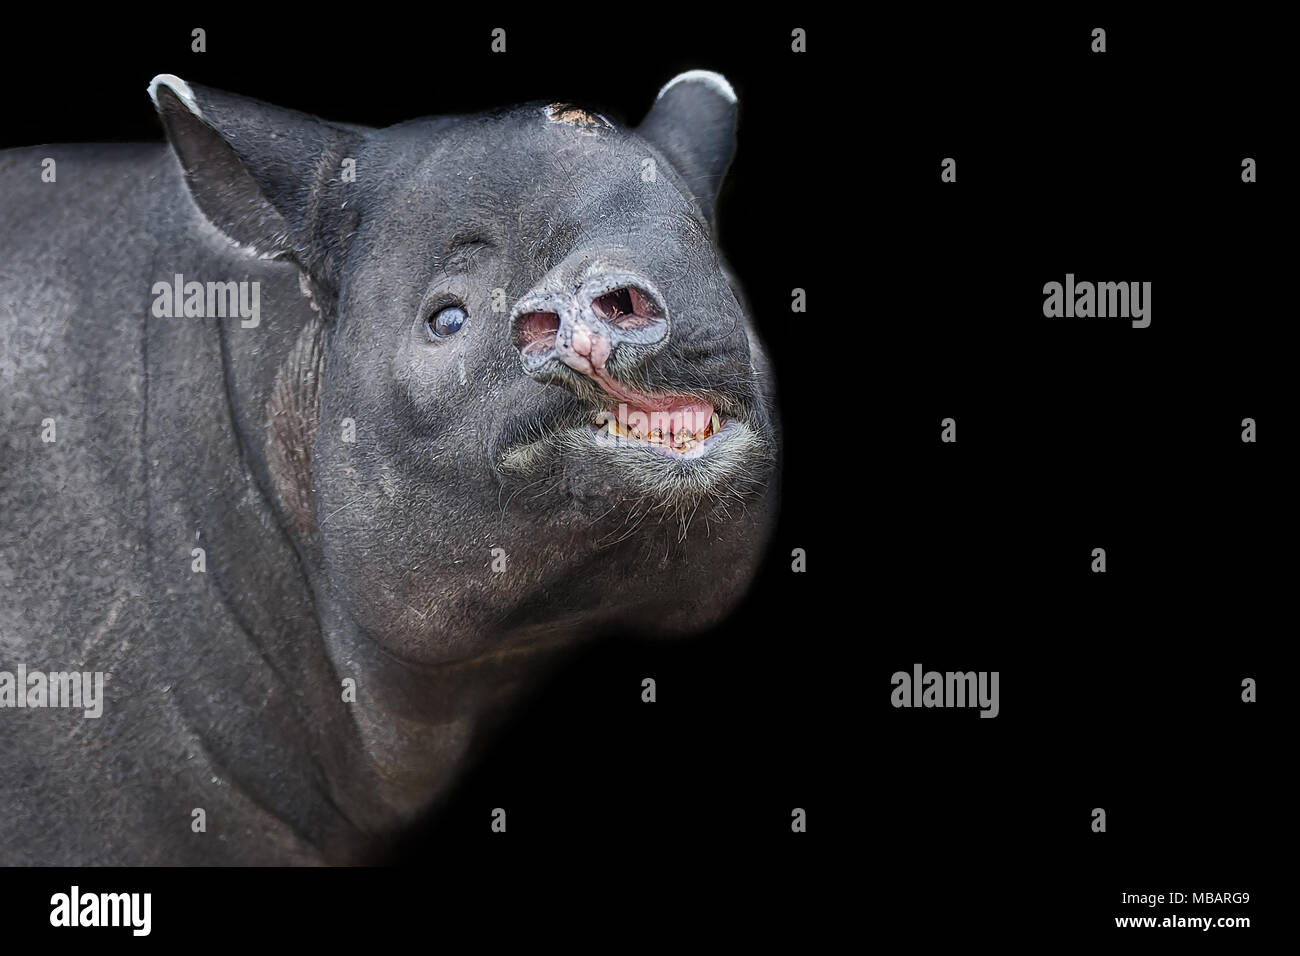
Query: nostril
592,288,633,322
592,286,663,331
515,311,560,356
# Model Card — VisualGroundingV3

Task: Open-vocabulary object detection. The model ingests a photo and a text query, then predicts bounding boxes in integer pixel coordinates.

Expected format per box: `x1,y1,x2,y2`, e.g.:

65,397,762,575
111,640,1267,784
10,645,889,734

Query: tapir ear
637,70,738,225
148,74,364,285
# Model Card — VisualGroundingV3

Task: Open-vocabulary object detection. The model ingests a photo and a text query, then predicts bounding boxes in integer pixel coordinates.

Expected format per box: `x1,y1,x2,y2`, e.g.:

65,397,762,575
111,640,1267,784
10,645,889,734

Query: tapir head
150,72,778,665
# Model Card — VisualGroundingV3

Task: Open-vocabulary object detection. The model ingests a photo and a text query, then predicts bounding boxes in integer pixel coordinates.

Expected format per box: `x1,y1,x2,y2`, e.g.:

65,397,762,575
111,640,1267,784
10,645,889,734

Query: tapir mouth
592,398,720,454
491,377,763,482
529,350,727,454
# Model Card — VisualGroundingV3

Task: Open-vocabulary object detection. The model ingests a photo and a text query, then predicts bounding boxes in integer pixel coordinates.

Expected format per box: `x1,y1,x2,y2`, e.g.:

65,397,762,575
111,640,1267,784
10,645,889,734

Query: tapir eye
428,305,467,339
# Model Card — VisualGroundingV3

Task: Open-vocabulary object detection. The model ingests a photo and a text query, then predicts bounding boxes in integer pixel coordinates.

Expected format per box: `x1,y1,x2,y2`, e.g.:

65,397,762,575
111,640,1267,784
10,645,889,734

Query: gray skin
0,71,778,864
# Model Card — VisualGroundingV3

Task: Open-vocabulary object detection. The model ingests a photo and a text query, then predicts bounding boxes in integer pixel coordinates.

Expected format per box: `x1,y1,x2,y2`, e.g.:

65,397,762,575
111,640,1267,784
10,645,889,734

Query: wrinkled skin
0,72,778,864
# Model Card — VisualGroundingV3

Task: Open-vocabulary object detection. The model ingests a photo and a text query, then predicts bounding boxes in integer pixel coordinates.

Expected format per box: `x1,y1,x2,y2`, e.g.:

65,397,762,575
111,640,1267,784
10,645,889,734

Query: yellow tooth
629,427,642,440
648,429,663,443
711,412,721,435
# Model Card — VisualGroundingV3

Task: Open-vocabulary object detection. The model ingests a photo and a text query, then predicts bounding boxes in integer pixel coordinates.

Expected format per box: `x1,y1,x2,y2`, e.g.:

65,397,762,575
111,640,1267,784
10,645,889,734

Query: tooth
678,428,693,442
629,427,642,440
648,429,663,443
711,412,721,435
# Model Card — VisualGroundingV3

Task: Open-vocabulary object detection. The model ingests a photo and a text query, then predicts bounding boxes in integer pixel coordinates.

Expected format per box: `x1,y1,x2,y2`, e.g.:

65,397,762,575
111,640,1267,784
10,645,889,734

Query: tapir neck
307,590,572,839
148,260,549,860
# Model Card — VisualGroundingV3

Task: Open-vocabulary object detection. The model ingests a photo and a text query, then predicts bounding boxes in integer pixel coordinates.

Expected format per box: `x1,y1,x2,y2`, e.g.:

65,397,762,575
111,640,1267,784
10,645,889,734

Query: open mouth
592,400,722,454
492,383,763,482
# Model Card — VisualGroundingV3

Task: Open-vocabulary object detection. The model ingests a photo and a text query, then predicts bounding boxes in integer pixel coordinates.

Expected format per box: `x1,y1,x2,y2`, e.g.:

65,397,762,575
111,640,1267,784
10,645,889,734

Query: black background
1,8,1283,944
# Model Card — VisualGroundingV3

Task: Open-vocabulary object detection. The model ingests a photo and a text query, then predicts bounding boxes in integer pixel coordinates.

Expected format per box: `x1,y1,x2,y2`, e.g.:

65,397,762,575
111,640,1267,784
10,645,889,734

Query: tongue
619,399,714,440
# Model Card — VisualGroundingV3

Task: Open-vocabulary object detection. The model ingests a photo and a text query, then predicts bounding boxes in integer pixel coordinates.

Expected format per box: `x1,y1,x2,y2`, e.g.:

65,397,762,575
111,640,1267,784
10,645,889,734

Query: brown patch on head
265,316,325,537
544,102,613,133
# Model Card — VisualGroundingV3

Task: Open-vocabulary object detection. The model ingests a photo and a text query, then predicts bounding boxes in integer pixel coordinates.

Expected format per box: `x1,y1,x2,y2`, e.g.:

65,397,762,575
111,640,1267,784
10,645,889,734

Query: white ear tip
656,70,737,105
148,74,201,116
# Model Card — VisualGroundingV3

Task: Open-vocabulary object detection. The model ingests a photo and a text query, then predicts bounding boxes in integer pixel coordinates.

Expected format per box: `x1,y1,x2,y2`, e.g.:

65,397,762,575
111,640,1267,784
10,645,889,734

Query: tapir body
0,72,777,864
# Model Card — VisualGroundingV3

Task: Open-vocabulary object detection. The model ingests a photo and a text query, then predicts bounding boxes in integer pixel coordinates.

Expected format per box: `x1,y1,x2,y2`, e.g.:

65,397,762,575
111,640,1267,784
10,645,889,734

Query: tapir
0,70,778,864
